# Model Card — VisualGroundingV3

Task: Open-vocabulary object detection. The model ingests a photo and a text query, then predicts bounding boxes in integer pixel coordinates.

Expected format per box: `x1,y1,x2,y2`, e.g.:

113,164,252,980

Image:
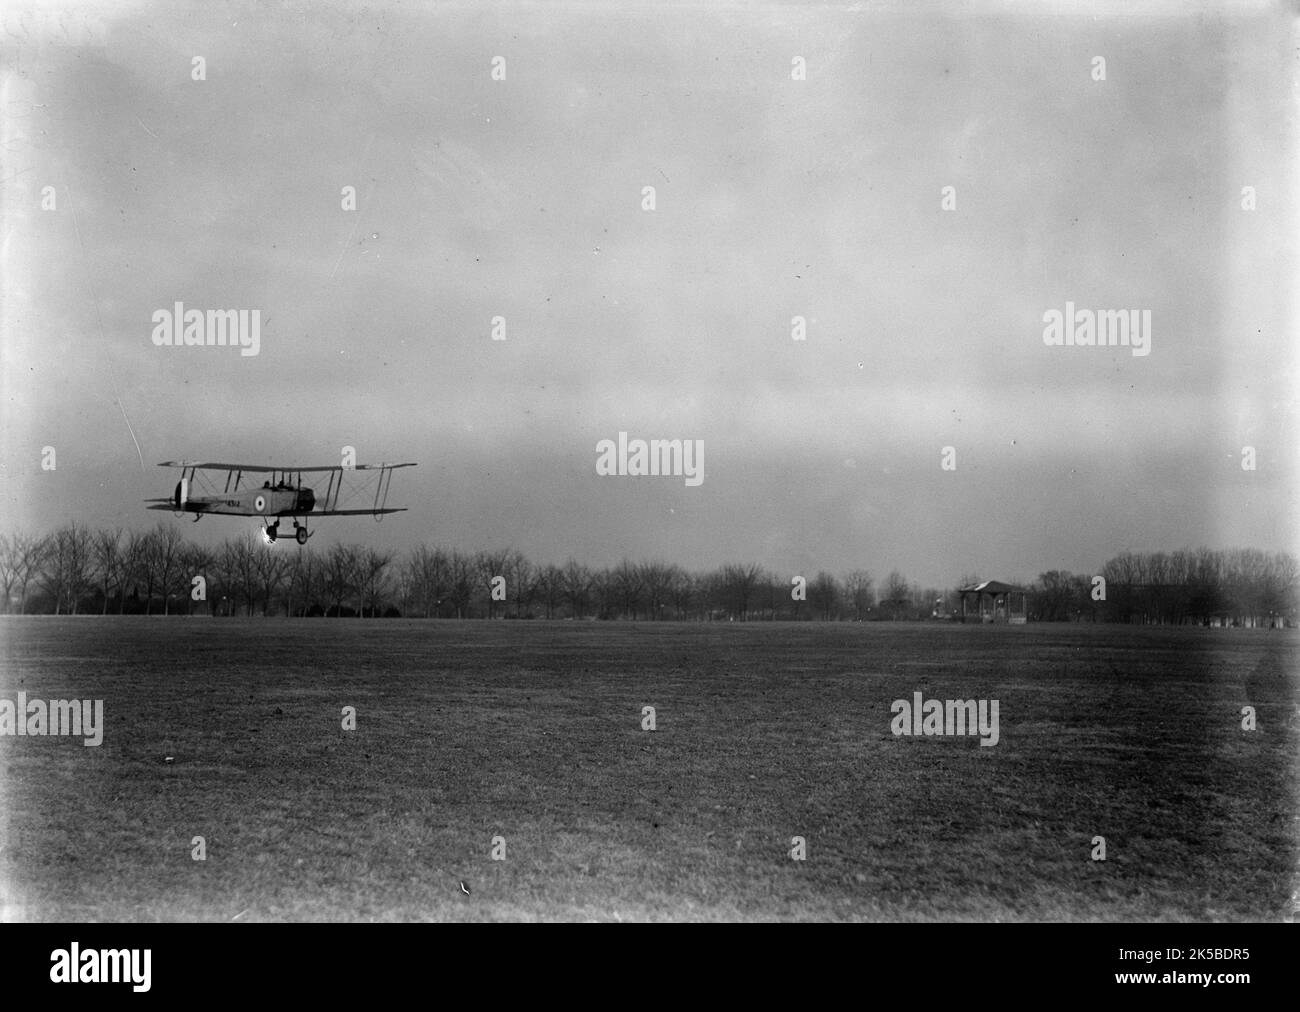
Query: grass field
1,618,1296,922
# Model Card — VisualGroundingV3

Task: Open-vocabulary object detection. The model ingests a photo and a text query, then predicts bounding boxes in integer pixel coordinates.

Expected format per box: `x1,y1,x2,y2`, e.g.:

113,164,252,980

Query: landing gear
262,519,311,546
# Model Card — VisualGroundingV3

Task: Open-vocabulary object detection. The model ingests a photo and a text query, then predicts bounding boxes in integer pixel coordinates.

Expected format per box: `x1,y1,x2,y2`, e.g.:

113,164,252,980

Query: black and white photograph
0,0,1295,971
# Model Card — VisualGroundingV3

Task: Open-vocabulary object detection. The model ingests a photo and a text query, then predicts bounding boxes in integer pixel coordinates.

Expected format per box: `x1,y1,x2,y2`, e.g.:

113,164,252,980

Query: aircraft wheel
295,526,309,545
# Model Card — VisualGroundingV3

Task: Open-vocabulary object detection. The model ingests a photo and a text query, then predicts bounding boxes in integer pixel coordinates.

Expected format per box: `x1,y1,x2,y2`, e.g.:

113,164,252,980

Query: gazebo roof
957,580,1023,595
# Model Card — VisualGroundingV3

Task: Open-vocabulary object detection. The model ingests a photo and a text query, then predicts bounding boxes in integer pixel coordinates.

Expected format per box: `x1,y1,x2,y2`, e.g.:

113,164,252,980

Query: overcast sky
1,0,1294,587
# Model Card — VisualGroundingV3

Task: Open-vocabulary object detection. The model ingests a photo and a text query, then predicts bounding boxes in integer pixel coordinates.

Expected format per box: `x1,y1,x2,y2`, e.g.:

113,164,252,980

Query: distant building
957,580,1028,624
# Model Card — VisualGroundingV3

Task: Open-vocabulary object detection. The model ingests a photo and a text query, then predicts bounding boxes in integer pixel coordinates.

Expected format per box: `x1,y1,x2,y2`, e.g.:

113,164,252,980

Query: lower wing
145,504,408,516
301,508,408,516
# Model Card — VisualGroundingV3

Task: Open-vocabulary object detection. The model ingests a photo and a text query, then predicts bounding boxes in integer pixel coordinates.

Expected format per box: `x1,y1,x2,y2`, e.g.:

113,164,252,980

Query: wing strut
374,465,396,516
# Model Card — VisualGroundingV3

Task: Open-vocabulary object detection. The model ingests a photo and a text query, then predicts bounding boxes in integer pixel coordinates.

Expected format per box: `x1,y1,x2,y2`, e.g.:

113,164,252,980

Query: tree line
0,524,1294,625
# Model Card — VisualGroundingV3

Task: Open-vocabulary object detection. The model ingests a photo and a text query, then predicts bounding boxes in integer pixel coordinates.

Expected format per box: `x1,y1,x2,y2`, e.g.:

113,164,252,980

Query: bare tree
719,563,764,620
881,570,910,621
0,533,46,614
533,563,564,619
0,535,17,613
354,547,393,617
154,524,189,615
91,528,125,615
842,569,874,621
1268,552,1299,624
1032,570,1078,622
697,569,724,620
504,550,535,618
217,534,260,616
403,544,449,617
589,567,615,619
639,561,676,620
179,543,217,615
476,548,513,619
668,566,695,619
120,529,154,613
611,558,644,620
394,555,414,615
322,543,358,616
561,559,591,618
41,524,93,615
446,550,476,619
254,546,290,616
287,548,320,616
809,571,840,621
1188,547,1224,624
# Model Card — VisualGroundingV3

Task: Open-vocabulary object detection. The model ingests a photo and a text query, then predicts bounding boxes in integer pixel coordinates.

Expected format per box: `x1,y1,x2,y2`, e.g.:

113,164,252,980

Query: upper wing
158,461,417,473
145,504,408,516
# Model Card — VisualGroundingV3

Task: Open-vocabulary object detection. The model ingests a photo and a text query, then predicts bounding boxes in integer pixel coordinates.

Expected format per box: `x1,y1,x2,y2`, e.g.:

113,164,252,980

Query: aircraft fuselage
175,480,315,516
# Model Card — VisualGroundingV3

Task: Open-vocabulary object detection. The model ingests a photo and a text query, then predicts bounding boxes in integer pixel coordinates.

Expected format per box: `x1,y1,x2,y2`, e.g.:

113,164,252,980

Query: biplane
145,460,417,544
